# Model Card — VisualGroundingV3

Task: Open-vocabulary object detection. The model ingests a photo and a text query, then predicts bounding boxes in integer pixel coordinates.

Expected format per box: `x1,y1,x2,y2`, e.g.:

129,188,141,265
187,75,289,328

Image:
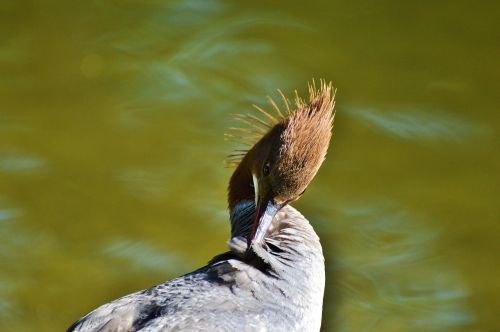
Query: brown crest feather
225,79,336,168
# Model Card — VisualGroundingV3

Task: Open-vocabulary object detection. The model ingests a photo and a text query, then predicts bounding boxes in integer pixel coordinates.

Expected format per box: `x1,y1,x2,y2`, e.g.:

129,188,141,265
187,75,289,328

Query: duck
68,80,336,332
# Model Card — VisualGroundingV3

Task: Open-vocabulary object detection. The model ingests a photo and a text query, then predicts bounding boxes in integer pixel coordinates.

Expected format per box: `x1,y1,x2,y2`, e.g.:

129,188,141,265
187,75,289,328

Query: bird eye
262,162,271,176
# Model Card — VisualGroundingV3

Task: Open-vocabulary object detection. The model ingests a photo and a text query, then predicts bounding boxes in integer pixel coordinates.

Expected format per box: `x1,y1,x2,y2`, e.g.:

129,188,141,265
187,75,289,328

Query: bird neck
227,150,255,212
229,199,255,239
227,203,325,328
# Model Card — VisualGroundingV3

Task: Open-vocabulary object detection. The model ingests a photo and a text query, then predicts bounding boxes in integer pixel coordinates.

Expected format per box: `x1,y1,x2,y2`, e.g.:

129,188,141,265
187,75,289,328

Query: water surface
1,1,498,331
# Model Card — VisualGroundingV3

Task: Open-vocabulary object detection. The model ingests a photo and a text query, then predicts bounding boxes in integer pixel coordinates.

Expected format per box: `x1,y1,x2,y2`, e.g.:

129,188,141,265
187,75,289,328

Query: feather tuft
225,79,336,167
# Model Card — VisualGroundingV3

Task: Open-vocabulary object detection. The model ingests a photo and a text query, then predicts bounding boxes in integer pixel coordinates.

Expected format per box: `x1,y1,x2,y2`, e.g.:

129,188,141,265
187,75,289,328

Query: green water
1,1,498,331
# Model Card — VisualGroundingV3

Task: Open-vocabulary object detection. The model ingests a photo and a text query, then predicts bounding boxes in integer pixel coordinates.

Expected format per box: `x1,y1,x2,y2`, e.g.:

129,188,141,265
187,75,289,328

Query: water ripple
0,152,47,172
92,0,306,127
315,199,474,331
0,206,23,321
102,239,190,275
116,167,175,200
347,106,485,141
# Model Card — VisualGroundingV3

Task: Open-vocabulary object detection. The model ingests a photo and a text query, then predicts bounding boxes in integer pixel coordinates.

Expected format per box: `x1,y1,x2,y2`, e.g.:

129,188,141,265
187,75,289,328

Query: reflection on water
316,200,473,331
1,0,498,331
0,152,47,172
88,0,304,112
346,106,485,141
0,208,19,222
0,206,22,320
102,239,190,275
0,205,54,324
117,167,177,200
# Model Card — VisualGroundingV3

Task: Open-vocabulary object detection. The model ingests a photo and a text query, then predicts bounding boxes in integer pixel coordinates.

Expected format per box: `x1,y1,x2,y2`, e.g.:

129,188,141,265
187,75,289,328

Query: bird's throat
228,152,255,212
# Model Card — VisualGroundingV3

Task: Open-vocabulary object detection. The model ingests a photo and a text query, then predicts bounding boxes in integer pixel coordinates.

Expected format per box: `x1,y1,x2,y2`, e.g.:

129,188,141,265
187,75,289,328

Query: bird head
228,80,335,246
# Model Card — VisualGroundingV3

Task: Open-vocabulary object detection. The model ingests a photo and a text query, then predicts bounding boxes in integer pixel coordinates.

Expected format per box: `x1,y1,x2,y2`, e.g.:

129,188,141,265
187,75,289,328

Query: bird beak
248,195,282,246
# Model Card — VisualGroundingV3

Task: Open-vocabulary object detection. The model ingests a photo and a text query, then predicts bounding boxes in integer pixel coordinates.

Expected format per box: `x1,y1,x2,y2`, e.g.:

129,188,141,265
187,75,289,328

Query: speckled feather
67,204,324,332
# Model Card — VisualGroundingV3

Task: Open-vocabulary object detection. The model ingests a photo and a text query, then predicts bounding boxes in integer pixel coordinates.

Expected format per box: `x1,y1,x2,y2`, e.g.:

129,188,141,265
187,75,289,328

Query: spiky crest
225,79,336,167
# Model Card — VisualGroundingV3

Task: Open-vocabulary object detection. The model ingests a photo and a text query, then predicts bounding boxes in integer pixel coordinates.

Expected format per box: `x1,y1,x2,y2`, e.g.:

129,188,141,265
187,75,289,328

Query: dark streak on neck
228,149,255,211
